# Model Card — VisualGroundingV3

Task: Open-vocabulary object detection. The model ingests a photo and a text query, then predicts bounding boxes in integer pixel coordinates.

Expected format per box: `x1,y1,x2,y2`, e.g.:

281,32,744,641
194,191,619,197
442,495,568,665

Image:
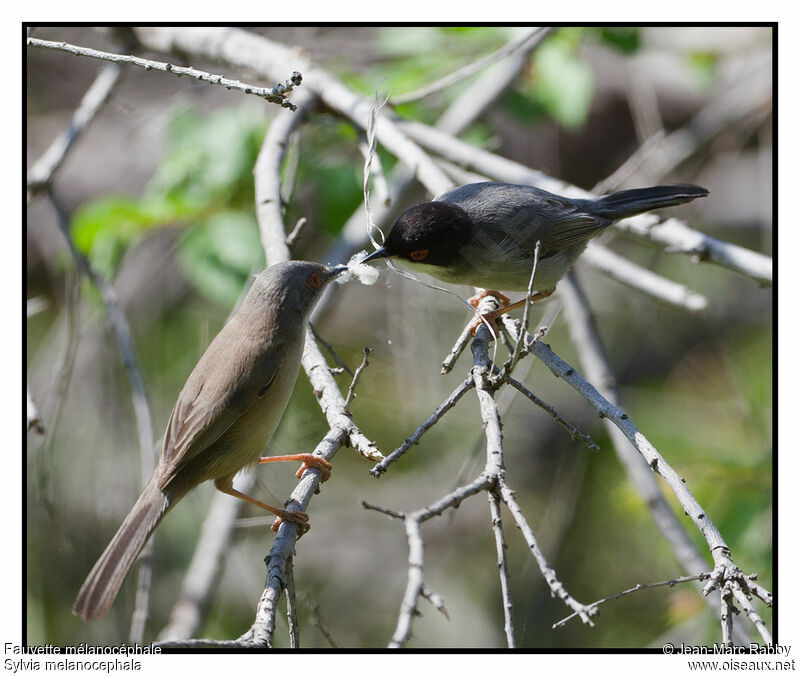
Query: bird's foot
259,453,332,482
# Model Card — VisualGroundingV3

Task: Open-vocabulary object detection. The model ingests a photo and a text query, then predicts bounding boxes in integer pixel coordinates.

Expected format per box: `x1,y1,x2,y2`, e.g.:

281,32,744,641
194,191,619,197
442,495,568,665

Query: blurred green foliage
71,106,268,306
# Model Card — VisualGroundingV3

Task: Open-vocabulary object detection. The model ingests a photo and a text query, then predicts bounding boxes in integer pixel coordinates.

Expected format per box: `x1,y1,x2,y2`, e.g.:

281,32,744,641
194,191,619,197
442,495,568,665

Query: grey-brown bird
73,260,345,622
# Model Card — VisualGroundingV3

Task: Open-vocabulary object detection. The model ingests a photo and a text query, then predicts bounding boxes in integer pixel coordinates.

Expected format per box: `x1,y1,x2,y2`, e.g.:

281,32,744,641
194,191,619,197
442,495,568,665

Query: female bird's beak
361,247,390,264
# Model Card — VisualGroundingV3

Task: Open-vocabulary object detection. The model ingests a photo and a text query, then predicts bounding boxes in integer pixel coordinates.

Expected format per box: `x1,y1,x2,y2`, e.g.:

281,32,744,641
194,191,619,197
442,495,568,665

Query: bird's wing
441,183,607,256
530,195,608,255
157,328,282,489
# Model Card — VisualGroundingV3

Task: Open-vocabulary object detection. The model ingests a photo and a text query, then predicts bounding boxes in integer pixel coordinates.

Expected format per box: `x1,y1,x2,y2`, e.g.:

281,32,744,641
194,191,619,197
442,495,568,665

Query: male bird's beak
361,247,391,264
330,265,348,277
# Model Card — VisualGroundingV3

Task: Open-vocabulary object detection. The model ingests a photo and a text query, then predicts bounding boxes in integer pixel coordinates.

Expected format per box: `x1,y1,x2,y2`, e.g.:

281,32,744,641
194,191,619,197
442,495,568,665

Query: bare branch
343,347,372,411
488,491,515,647
27,37,303,110
27,61,123,193
553,573,711,629
582,243,708,313
370,375,474,477
505,376,600,452
255,89,319,266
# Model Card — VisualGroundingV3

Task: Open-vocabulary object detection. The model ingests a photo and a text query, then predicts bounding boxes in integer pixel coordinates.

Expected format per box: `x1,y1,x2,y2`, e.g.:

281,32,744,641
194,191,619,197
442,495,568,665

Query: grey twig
255,89,319,266
558,273,757,644
500,295,771,641
27,61,123,194
344,347,372,411
307,603,339,648
581,243,708,313
284,217,309,249
500,481,596,627
309,323,353,376
391,27,551,105
370,375,475,477
505,376,599,452
440,322,474,374
47,189,157,638
488,490,515,647
420,585,450,620
27,37,303,110
285,557,299,649
553,573,711,629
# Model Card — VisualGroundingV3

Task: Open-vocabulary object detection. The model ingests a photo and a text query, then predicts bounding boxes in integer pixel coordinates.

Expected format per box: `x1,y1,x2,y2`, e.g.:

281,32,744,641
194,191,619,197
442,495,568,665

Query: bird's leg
468,289,511,308
256,454,332,532
259,453,332,482
214,477,310,534
469,288,555,336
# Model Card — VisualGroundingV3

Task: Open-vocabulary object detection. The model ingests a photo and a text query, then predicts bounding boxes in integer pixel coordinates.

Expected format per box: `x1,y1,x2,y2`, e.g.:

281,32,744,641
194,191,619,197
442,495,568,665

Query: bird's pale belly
398,246,586,293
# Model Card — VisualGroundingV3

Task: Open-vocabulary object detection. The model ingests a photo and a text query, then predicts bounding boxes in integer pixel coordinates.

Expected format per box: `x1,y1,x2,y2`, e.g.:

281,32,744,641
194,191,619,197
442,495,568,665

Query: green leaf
70,195,192,278
176,211,265,308
596,27,641,54
531,37,594,128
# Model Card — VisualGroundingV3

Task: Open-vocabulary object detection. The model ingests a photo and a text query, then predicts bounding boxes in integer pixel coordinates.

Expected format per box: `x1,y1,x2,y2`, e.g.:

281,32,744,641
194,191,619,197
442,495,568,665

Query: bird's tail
588,184,708,220
73,479,170,621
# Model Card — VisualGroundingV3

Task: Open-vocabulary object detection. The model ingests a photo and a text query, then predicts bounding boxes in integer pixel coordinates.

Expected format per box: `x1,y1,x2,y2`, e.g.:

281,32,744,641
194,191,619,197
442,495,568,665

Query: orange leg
469,288,555,336
215,480,310,534
257,453,333,532
259,453,332,482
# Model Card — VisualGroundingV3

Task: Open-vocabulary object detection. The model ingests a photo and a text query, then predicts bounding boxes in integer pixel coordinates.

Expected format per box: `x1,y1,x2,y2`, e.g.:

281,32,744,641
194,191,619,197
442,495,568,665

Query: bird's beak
361,247,391,264
329,265,348,277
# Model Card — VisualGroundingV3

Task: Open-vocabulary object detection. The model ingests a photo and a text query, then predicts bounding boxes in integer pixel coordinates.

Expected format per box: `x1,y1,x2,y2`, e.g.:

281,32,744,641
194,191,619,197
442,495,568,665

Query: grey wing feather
440,183,607,255
157,328,281,488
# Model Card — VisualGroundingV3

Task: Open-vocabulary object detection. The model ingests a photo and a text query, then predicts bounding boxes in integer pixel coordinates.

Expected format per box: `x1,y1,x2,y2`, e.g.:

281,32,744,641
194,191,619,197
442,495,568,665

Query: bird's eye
306,272,322,289
409,249,429,261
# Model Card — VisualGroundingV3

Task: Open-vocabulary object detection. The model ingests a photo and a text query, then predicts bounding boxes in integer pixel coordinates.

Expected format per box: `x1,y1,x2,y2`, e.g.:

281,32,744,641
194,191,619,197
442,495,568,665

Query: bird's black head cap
377,201,473,267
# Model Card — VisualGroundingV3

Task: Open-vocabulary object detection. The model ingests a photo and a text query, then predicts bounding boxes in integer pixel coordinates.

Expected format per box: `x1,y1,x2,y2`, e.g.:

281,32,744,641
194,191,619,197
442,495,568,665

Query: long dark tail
588,184,708,220
73,479,170,621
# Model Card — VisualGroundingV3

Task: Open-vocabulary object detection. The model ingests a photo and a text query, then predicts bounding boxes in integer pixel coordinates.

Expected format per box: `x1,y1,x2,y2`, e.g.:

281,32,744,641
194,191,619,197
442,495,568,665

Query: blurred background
26,26,772,648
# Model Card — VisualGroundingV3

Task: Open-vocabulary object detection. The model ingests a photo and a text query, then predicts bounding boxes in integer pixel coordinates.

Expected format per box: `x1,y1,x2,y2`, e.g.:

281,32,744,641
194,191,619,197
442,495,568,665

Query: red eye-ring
307,272,322,289
409,249,429,261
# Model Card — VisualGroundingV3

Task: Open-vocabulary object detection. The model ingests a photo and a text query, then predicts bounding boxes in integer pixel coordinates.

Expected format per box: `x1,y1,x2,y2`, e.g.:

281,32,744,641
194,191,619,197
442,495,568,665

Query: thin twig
558,273,755,645
284,217,309,249
582,243,708,313
488,491,515,647
370,375,475,477
500,482,596,627
420,585,449,621
309,323,353,376
344,347,372,411
505,376,600,452
553,573,711,629
27,37,303,110
307,604,339,648
27,61,123,193
286,557,299,649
